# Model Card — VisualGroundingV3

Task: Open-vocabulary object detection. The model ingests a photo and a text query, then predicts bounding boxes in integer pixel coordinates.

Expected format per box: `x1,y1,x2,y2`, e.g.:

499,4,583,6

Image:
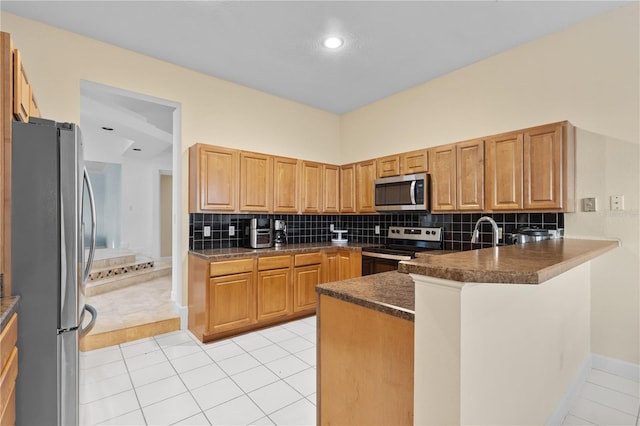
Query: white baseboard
547,353,640,425
546,354,592,426
173,301,188,330
591,353,640,381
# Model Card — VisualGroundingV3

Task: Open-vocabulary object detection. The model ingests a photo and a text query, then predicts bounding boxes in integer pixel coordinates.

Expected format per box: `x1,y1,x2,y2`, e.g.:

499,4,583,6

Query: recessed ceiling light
323,36,344,49
101,126,114,131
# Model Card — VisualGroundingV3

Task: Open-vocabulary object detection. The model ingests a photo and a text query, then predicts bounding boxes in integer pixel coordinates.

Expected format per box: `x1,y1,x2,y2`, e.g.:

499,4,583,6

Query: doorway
79,80,183,348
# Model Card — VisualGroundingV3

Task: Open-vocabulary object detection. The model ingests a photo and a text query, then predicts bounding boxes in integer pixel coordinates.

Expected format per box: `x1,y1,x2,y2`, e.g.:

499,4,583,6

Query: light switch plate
375,225,380,235
203,226,211,237
582,197,597,212
229,225,235,236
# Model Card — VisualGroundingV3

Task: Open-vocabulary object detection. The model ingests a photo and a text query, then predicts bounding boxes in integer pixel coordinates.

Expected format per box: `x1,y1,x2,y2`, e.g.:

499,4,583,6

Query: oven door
361,251,412,276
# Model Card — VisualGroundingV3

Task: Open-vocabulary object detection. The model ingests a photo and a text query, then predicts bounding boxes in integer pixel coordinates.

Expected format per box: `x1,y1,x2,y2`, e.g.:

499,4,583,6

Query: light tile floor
80,315,639,426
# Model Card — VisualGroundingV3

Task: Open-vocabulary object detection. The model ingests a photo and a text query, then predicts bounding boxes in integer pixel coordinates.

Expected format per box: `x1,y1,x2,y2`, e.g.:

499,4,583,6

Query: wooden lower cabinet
0,314,17,426
318,295,413,425
189,249,362,342
257,255,292,322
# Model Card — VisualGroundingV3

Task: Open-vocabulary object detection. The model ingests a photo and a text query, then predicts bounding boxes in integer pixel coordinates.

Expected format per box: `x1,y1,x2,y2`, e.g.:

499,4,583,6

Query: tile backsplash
189,212,564,251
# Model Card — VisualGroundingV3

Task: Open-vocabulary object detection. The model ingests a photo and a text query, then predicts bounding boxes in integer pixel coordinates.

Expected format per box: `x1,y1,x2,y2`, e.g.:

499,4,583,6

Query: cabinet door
240,151,272,212
12,49,30,122
486,132,523,211
322,250,339,283
376,155,400,178
293,264,321,312
301,161,323,213
273,156,299,213
323,164,340,213
340,164,356,213
190,144,238,212
356,160,376,213
456,139,484,211
524,124,563,210
29,92,41,119
400,149,428,175
429,144,457,212
257,268,291,322
338,250,362,280
208,272,255,334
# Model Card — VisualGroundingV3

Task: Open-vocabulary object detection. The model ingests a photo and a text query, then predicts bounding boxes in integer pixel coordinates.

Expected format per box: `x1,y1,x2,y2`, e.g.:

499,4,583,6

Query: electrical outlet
229,225,235,236
582,197,597,212
203,226,211,237
330,224,334,232
610,195,624,211
498,227,503,241
375,225,380,235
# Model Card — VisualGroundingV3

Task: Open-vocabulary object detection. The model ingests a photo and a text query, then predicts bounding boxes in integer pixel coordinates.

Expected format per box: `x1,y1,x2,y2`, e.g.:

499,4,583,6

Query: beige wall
341,3,639,366
340,3,639,163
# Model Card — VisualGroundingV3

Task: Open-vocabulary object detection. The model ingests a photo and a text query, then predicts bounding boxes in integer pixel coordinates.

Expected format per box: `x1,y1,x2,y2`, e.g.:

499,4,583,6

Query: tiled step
80,317,180,351
85,261,171,296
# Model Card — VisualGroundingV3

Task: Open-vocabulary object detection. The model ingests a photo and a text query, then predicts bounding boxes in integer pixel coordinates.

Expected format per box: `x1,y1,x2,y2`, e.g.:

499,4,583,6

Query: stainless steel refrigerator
11,118,97,425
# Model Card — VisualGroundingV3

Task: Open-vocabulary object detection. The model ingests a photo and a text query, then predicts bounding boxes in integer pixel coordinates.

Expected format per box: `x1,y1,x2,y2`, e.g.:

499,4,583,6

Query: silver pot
510,228,552,244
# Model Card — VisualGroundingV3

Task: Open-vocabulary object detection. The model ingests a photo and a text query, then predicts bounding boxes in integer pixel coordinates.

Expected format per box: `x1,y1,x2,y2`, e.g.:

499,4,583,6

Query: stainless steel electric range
361,226,444,275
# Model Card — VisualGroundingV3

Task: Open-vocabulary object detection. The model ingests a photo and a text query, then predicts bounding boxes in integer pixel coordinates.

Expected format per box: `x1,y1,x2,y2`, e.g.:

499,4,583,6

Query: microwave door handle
410,180,417,205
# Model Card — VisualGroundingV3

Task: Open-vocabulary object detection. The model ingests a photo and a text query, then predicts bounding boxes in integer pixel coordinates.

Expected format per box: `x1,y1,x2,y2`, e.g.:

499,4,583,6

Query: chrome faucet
471,216,500,247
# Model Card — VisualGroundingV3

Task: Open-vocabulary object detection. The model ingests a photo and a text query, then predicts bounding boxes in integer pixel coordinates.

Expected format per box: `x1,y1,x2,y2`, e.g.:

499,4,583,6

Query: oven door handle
362,251,412,261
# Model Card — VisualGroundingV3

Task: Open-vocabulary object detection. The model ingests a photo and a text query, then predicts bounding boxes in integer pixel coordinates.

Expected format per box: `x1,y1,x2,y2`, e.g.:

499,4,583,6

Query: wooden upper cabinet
429,144,457,212
340,164,356,213
456,139,484,211
29,92,40,119
323,164,340,213
189,144,238,212
486,132,524,211
376,155,400,178
240,151,272,212
12,49,30,122
356,160,376,213
524,122,574,211
273,156,299,213
400,149,428,175
301,161,323,213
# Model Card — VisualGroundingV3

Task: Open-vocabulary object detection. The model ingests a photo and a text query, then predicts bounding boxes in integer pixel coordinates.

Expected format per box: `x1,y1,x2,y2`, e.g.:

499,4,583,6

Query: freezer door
58,329,79,425
58,123,83,330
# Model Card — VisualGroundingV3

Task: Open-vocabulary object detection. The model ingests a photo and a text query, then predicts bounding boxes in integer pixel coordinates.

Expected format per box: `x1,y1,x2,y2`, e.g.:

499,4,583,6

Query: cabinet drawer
0,315,17,374
294,252,322,267
210,258,254,277
258,255,291,271
0,347,17,414
0,379,14,426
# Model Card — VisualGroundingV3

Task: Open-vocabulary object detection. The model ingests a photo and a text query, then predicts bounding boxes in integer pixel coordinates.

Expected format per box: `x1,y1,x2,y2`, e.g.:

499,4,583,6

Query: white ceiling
2,1,630,162
1,0,629,115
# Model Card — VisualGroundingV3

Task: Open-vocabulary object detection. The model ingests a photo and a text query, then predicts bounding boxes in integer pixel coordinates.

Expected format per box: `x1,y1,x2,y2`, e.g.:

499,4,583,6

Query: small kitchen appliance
361,226,444,275
11,118,98,425
274,219,288,247
245,218,273,248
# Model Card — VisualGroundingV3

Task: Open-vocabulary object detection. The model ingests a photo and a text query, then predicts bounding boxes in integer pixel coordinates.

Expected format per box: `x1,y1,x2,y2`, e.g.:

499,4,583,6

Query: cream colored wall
340,3,639,163
342,3,639,366
565,130,640,364
413,264,591,425
1,12,341,305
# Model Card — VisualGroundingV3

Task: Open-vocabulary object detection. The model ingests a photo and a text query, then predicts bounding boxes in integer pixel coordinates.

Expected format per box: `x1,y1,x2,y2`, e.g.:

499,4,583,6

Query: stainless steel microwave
374,173,430,211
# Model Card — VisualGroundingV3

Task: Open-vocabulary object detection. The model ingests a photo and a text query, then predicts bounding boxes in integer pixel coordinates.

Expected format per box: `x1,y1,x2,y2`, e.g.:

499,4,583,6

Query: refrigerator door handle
79,304,97,338
83,167,97,283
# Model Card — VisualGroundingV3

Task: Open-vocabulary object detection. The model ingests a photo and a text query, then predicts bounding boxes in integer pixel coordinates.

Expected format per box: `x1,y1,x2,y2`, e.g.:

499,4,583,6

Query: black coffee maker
274,220,287,246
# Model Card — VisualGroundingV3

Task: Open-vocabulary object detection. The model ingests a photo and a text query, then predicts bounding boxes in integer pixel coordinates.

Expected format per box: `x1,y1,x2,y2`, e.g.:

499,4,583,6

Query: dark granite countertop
0,296,19,331
400,238,619,284
190,242,378,261
316,271,415,321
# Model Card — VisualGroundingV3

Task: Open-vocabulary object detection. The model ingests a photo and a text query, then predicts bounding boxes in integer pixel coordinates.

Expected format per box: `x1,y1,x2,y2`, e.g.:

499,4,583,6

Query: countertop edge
189,243,374,260
399,239,620,285
0,296,20,331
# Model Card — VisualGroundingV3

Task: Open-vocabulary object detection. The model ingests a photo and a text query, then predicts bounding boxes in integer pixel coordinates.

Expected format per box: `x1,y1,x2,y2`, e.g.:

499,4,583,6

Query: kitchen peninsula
316,238,619,425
